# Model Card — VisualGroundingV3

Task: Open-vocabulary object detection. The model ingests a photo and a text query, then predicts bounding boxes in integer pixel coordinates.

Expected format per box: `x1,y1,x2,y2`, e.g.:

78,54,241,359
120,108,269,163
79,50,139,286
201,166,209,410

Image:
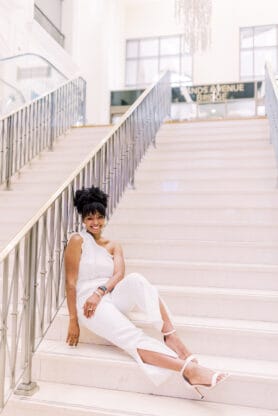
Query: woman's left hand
83,292,101,318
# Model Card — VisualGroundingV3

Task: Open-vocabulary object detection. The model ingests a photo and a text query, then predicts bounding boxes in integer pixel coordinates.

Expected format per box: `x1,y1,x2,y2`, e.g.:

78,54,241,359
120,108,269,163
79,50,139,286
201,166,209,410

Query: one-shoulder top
76,229,114,299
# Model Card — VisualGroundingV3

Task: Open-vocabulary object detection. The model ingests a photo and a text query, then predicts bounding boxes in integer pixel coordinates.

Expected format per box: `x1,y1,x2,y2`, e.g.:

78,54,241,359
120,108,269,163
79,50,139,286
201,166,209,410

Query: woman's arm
105,242,125,292
82,241,125,316
64,234,82,346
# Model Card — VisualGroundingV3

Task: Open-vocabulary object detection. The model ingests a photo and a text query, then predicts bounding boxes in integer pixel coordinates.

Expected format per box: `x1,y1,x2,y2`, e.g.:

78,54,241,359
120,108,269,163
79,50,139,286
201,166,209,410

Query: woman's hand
66,319,80,346
83,292,101,318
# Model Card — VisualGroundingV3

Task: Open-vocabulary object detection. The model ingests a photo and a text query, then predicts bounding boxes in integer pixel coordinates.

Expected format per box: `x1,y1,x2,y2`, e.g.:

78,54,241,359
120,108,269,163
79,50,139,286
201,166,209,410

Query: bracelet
97,285,107,294
94,290,103,298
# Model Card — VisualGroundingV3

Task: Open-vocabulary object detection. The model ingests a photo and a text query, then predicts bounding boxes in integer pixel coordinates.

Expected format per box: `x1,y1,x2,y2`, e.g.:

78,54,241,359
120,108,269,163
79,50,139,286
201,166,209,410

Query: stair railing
0,77,86,189
265,62,278,167
0,71,171,410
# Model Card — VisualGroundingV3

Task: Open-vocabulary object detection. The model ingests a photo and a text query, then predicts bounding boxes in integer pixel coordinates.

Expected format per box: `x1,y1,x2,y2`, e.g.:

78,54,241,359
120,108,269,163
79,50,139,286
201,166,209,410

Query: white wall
68,0,126,124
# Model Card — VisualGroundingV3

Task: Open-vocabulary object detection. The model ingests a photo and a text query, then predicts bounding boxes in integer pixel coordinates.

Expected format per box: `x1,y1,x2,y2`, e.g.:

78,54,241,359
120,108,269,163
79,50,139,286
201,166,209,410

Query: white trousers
77,273,178,385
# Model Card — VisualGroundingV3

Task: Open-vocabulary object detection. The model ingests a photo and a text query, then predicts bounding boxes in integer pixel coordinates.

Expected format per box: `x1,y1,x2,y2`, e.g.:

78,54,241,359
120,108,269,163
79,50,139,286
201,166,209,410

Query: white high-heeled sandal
163,329,198,363
180,355,230,400
162,328,176,341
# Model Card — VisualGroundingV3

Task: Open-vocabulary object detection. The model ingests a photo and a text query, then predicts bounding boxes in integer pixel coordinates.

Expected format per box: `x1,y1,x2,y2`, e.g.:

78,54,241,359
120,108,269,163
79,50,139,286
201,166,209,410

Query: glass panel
138,58,158,84
254,47,277,77
126,40,139,58
140,38,159,57
160,36,180,55
254,25,277,47
240,28,253,48
226,100,256,117
0,53,67,116
171,102,197,121
240,50,253,78
160,56,180,73
126,60,137,85
198,103,225,119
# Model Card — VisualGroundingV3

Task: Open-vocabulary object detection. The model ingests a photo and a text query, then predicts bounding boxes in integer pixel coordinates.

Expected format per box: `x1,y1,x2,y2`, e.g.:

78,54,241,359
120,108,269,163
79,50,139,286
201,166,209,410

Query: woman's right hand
83,292,101,318
66,319,80,346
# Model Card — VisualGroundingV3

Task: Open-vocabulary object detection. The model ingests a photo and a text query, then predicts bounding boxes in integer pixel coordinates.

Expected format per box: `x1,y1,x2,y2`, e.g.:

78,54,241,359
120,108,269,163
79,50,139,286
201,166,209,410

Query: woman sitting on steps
65,185,229,399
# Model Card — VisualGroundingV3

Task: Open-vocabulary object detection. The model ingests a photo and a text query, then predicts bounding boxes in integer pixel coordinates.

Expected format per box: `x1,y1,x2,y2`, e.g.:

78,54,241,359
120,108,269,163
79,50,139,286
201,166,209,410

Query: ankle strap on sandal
180,354,196,375
162,329,176,337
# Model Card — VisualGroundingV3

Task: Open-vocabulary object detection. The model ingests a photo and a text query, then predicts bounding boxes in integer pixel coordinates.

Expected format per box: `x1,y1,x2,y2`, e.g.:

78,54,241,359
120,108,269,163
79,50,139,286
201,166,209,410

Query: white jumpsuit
75,229,178,386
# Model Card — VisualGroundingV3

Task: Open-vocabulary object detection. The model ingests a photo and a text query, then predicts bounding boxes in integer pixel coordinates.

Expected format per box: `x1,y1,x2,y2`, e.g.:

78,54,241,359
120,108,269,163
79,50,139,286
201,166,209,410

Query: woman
65,185,229,399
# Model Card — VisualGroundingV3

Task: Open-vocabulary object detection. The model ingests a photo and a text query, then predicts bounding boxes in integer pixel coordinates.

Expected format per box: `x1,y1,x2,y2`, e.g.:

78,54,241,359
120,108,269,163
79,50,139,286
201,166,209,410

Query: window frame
239,24,278,81
125,34,193,87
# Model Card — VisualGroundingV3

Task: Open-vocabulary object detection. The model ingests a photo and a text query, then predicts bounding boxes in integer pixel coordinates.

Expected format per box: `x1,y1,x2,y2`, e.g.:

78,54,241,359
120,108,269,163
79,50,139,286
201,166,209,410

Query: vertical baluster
15,228,39,396
0,257,9,408
10,246,20,388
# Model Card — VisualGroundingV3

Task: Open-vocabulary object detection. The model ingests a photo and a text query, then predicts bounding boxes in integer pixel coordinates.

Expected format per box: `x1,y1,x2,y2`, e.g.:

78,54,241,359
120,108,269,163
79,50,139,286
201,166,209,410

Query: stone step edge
107,221,278,229
125,259,278,271
7,381,277,416
58,307,278,334
34,344,278,380
119,239,278,249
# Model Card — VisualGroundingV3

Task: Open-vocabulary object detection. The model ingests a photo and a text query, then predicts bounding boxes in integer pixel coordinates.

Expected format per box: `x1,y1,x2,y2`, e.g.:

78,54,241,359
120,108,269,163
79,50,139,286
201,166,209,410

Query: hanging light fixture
175,0,212,53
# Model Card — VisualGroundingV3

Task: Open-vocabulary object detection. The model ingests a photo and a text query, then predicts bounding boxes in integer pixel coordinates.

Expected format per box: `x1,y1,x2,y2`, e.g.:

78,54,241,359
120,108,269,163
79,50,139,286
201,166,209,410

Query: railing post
5,116,13,189
49,91,56,151
14,227,39,397
0,258,9,409
82,80,87,125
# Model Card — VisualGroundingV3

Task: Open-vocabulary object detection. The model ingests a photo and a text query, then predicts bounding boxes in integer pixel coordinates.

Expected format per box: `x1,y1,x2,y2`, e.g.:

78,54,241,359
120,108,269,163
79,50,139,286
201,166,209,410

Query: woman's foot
163,330,198,363
183,361,228,388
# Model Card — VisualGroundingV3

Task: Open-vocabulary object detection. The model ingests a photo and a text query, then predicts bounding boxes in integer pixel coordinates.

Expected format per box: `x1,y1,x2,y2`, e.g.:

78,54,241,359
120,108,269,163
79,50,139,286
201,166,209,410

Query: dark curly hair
73,186,108,218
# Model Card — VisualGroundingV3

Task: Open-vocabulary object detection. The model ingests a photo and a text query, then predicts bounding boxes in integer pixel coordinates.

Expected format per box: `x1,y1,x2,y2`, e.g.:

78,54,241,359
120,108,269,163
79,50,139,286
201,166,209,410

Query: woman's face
83,211,105,235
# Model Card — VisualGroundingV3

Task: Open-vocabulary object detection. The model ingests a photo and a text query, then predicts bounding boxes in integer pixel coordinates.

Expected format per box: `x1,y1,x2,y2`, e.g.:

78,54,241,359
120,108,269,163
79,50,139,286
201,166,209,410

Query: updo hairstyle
73,186,108,218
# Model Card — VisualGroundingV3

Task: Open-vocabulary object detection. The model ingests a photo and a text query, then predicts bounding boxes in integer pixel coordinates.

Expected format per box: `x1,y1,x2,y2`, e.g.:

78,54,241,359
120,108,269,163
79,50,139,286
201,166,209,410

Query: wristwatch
97,285,107,294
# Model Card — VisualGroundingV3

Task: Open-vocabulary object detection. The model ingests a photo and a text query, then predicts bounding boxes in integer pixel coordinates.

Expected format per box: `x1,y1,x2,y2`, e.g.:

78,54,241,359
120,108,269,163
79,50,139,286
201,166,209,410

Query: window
240,25,278,80
125,35,192,87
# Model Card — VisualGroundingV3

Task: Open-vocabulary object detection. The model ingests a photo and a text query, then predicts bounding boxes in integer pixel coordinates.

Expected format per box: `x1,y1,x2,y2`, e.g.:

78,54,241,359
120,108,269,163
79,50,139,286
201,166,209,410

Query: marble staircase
3,118,278,416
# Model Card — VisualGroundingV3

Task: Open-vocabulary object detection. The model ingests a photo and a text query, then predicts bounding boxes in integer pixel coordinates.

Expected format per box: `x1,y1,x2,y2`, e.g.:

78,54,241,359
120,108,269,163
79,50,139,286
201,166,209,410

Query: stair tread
9,380,277,416
36,340,278,378
126,258,278,271
57,306,278,333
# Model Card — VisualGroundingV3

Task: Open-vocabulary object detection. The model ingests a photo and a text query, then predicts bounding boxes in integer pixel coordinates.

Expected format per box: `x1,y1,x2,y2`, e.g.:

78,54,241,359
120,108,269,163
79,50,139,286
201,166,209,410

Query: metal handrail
34,4,65,47
0,53,69,80
0,77,86,188
265,62,278,167
0,71,171,410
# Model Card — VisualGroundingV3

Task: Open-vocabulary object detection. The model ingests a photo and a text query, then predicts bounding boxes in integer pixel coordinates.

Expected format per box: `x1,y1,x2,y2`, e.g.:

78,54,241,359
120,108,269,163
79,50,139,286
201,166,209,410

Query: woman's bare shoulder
67,233,83,246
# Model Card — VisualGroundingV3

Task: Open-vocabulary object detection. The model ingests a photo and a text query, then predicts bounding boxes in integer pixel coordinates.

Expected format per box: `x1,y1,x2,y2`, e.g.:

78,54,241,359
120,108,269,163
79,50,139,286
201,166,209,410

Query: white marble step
152,142,272,152
120,239,278,265
134,168,276,180
54,284,278,322
132,178,276,191
106,223,278,242
31,340,278,409
160,118,268,132
117,190,278,208
139,158,277,169
4,381,277,416
46,310,278,361
145,147,275,160
125,259,278,290
110,207,278,224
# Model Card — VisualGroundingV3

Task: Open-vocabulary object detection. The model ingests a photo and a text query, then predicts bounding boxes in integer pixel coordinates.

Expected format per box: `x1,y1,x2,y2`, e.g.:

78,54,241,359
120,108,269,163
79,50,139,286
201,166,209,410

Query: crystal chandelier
175,0,212,53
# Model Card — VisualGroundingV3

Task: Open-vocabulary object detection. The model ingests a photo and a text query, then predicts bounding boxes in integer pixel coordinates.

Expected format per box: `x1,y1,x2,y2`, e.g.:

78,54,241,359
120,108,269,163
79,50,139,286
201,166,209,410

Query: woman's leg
159,299,195,360
138,349,227,387
112,273,195,359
